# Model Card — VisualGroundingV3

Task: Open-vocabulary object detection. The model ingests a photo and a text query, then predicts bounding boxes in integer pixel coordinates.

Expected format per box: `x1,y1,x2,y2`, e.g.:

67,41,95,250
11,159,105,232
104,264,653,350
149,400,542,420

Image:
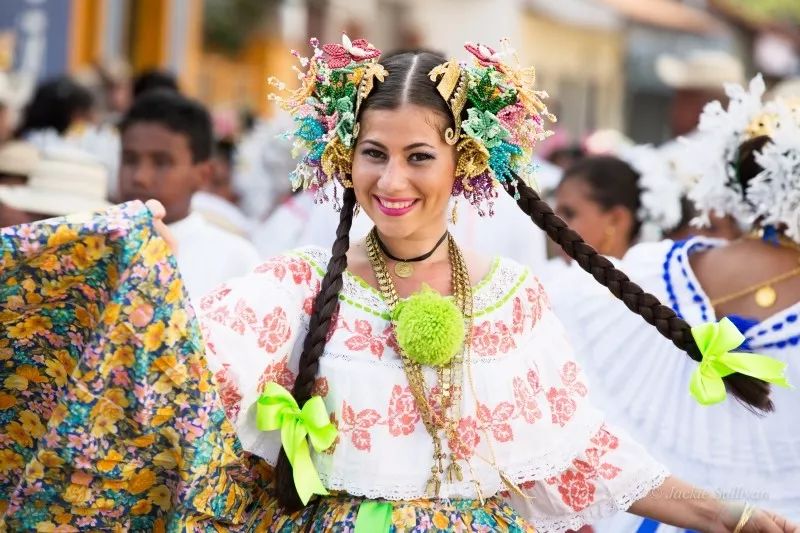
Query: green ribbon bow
256,382,338,504
689,317,791,405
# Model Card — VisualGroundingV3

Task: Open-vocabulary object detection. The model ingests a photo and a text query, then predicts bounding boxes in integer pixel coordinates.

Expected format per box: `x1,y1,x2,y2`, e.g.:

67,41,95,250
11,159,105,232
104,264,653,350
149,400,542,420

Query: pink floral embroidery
229,299,257,335
527,367,542,395
254,258,287,280
552,470,596,513
198,285,231,311
257,307,291,353
341,401,382,451
213,363,242,421
513,376,542,424
386,385,420,436
257,355,295,391
326,305,341,342
311,377,329,397
547,425,623,512
495,322,516,353
449,416,480,459
546,387,576,427
512,297,525,334
341,319,393,359
531,277,551,310
304,279,322,316
203,304,230,327
477,401,515,442
561,361,588,398
288,259,312,285
472,322,499,356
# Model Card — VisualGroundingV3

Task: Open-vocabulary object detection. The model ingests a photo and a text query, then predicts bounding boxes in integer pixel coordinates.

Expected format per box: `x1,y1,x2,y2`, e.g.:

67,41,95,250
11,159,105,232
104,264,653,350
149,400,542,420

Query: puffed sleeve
198,250,322,463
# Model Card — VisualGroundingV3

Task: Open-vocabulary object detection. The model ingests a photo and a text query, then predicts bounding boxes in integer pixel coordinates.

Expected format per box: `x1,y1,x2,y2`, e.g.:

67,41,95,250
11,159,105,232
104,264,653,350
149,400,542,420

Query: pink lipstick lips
374,196,418,216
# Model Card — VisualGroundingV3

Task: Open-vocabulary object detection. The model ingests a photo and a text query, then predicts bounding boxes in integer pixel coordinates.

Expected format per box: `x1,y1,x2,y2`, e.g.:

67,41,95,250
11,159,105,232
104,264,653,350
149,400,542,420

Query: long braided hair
273,50,773,511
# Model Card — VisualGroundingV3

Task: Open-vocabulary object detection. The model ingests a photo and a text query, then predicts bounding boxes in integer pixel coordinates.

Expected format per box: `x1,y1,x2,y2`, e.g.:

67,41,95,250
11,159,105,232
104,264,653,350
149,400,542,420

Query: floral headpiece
682,74,800,241
439,41,555,215
271,36,555,214
746,100,800,241
269,35,385,206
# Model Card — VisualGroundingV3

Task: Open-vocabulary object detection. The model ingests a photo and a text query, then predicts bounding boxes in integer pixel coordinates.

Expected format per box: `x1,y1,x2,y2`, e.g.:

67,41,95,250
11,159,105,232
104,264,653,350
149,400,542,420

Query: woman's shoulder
197,246,327,318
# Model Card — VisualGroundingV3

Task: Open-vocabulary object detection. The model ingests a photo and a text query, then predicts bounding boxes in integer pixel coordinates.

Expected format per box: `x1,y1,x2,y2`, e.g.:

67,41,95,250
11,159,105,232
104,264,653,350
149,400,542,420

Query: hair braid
274,187,357,510
505,176,773,413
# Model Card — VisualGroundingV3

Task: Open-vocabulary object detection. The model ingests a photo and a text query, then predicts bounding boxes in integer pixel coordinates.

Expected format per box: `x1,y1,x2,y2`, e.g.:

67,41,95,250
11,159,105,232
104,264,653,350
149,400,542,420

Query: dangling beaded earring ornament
450,200,459,225
353,202,361,218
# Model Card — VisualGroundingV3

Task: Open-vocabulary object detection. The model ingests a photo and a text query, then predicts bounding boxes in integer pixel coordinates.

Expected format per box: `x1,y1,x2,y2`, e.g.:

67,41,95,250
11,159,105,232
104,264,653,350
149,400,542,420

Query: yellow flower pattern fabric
0,202,259,531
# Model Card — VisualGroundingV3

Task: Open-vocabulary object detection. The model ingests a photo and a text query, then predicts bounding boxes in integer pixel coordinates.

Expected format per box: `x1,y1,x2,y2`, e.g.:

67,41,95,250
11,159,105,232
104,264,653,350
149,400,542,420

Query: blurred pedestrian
553,154,681,259
132,69,179,99
191,139,252,236
549,77,800,527
118,90,259,300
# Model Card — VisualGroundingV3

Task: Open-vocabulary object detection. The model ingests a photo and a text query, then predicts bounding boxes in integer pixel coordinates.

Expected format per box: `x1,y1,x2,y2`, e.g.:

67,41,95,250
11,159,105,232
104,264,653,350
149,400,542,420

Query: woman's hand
717,503,798,533
145,199,177,252
629,477,797,532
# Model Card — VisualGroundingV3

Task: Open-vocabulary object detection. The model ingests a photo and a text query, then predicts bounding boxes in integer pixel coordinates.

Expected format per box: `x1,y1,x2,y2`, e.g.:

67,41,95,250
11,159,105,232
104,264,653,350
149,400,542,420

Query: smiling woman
1,35,796,532
198,37,793,531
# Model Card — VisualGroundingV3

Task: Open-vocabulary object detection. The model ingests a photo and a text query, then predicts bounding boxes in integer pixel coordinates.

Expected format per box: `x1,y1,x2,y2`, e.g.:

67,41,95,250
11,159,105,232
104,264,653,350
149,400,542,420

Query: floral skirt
240,493,535,532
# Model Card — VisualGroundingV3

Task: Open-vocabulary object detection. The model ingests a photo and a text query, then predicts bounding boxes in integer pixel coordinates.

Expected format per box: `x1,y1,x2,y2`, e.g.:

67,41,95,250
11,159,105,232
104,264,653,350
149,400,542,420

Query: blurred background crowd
0,0,798,296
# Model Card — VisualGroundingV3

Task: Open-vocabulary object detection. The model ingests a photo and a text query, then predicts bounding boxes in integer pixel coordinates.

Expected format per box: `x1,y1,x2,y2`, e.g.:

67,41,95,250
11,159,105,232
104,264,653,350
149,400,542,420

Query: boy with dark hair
119,91,259,300
132,69,180,99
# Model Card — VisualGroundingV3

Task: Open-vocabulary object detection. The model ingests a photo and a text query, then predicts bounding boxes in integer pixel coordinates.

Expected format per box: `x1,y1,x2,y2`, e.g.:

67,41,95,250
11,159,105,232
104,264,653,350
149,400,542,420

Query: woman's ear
607,204,635,240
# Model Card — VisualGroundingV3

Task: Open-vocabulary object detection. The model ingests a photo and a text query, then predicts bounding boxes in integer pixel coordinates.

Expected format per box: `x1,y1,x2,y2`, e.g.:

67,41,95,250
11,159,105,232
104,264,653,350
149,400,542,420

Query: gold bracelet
733,503,755,533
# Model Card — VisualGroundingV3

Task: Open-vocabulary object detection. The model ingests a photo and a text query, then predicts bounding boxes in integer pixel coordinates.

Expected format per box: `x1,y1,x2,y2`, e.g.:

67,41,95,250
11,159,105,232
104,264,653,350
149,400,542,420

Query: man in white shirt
118,91,259,302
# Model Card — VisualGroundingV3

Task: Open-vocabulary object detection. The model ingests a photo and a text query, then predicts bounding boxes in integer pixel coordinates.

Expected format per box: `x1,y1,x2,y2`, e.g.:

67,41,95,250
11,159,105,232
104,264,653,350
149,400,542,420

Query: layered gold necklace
365,227,473,496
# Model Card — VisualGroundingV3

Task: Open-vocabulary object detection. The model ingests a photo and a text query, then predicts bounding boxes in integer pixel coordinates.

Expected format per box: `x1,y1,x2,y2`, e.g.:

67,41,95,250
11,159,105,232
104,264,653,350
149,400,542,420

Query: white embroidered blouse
198,246,668,532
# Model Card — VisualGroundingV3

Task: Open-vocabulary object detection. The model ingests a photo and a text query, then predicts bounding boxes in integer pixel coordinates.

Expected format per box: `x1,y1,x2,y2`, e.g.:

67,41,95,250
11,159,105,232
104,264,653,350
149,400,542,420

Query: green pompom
392,284,465,367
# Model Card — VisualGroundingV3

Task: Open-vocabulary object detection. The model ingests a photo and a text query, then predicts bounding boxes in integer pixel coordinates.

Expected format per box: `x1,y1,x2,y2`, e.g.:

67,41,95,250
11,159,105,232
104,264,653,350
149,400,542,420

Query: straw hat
656,50,745,90
0,141,39,177
0,147,111,216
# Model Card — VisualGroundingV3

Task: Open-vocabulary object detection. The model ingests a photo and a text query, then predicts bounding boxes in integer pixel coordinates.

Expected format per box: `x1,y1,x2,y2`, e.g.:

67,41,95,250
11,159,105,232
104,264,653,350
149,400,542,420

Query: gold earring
450,200,459,225
354,202,361,218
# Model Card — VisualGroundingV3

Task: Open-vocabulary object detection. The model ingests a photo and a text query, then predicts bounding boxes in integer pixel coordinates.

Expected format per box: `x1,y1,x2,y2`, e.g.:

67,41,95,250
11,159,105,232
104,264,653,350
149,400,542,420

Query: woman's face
352,104,456,240
555,177,632,258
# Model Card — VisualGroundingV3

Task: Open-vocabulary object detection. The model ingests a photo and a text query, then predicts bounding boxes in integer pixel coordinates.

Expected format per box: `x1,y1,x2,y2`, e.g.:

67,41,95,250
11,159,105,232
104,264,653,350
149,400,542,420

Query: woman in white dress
547,76,800,530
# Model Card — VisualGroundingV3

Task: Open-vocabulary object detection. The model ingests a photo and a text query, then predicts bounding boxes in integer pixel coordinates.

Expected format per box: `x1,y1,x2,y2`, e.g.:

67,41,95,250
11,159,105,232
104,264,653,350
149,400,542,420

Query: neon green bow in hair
689,317,791,405
256,382,338,504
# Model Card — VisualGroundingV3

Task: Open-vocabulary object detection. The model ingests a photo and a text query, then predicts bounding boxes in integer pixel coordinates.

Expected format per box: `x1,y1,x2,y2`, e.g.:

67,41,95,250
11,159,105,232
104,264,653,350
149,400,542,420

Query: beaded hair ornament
683,74,800,241
270,35,555,215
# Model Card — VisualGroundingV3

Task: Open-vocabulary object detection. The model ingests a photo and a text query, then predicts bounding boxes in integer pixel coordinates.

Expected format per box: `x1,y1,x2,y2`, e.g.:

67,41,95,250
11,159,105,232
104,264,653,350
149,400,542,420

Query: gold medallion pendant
755,285,777,308
394,261,414,278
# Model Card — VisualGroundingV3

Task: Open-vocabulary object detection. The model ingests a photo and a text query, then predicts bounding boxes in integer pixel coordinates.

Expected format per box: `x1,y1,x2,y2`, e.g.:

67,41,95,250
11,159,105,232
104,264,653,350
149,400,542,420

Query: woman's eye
363,149,385,159
409,152,434,162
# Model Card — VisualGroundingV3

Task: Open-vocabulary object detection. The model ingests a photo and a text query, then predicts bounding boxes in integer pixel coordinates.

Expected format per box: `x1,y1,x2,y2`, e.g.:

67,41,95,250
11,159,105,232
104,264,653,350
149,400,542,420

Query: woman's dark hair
132,69,180,99
120,90,213,163
735,135,770,191
560,155,643,243
273,51,773,511
16,76,93,137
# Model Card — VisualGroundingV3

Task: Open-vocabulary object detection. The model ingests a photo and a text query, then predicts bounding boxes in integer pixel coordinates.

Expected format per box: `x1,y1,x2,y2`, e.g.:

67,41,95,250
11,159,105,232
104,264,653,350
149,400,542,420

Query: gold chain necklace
710,231,800,308
366,227,473,496
709,259,800,308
